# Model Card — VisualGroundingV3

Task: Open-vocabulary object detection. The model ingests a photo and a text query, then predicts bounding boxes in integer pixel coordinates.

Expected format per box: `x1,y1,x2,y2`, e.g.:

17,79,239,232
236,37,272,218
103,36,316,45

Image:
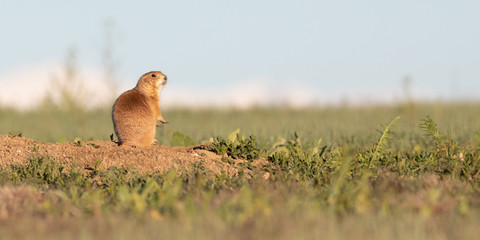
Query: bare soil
0,135,263,176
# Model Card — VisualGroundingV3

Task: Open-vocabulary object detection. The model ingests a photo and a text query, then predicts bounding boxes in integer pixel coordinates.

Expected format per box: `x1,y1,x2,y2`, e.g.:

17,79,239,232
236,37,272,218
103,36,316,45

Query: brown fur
112,71,168,147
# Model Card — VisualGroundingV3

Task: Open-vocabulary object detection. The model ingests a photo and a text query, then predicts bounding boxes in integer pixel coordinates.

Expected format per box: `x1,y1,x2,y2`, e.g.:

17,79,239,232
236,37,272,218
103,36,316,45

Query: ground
0,135,256,176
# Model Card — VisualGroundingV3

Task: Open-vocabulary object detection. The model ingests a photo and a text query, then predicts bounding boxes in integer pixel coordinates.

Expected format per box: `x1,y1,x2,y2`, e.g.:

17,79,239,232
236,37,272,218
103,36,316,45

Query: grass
1,102,479,148
1,102,480,239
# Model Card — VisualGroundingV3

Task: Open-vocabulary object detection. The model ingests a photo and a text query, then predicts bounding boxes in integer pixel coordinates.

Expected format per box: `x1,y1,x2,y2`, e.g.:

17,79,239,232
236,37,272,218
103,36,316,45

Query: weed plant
207,129,260,160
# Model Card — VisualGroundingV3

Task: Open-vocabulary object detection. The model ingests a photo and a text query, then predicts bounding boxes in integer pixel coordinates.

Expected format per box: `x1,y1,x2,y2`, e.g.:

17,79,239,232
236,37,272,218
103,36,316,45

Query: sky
0,0,479,109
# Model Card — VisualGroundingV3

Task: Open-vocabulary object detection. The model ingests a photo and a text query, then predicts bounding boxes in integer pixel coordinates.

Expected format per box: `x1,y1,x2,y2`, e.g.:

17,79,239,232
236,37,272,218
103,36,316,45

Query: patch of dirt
0,135,266,176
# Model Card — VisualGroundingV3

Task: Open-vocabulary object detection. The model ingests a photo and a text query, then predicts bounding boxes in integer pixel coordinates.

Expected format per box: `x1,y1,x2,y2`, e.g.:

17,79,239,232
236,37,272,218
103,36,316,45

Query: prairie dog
112,71,168,147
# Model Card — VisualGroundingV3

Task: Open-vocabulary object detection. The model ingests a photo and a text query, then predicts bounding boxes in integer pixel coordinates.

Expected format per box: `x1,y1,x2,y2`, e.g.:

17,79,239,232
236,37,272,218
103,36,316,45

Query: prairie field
0,102,480,239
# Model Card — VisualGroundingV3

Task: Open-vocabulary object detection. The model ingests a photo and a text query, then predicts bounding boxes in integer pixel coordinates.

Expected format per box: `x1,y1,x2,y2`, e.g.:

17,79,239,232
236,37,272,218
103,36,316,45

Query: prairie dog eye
151,73,156,78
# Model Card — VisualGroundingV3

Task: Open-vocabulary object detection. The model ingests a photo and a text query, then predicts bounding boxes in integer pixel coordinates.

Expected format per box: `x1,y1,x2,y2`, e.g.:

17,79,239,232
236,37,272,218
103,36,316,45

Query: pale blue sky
1,0,479,107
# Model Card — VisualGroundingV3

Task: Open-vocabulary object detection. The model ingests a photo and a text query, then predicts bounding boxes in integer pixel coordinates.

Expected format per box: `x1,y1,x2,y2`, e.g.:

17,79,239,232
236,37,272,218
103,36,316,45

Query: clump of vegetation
73,137,83,147
8,157,84,188
8,131,23,137
206,129,260,160
368,116,400,168
267,133,331,183
420,115,457,157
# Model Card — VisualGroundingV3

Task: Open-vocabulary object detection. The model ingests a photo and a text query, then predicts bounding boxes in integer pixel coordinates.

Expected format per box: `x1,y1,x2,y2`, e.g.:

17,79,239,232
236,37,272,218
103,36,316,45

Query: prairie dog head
135,71,167,96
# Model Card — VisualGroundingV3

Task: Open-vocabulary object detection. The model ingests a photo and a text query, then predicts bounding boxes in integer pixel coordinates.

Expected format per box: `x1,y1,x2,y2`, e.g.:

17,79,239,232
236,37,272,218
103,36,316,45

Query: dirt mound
0,135,260,176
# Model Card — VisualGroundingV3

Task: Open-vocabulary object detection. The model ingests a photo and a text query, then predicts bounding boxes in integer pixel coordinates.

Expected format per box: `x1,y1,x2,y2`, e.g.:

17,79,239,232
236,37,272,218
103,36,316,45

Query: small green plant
206,129,260,160
420,116,455,157
73,137,83,147
368,116,400,169
85,160,103,176
8,131,23,137
33,143,39,153
267,133,332,183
